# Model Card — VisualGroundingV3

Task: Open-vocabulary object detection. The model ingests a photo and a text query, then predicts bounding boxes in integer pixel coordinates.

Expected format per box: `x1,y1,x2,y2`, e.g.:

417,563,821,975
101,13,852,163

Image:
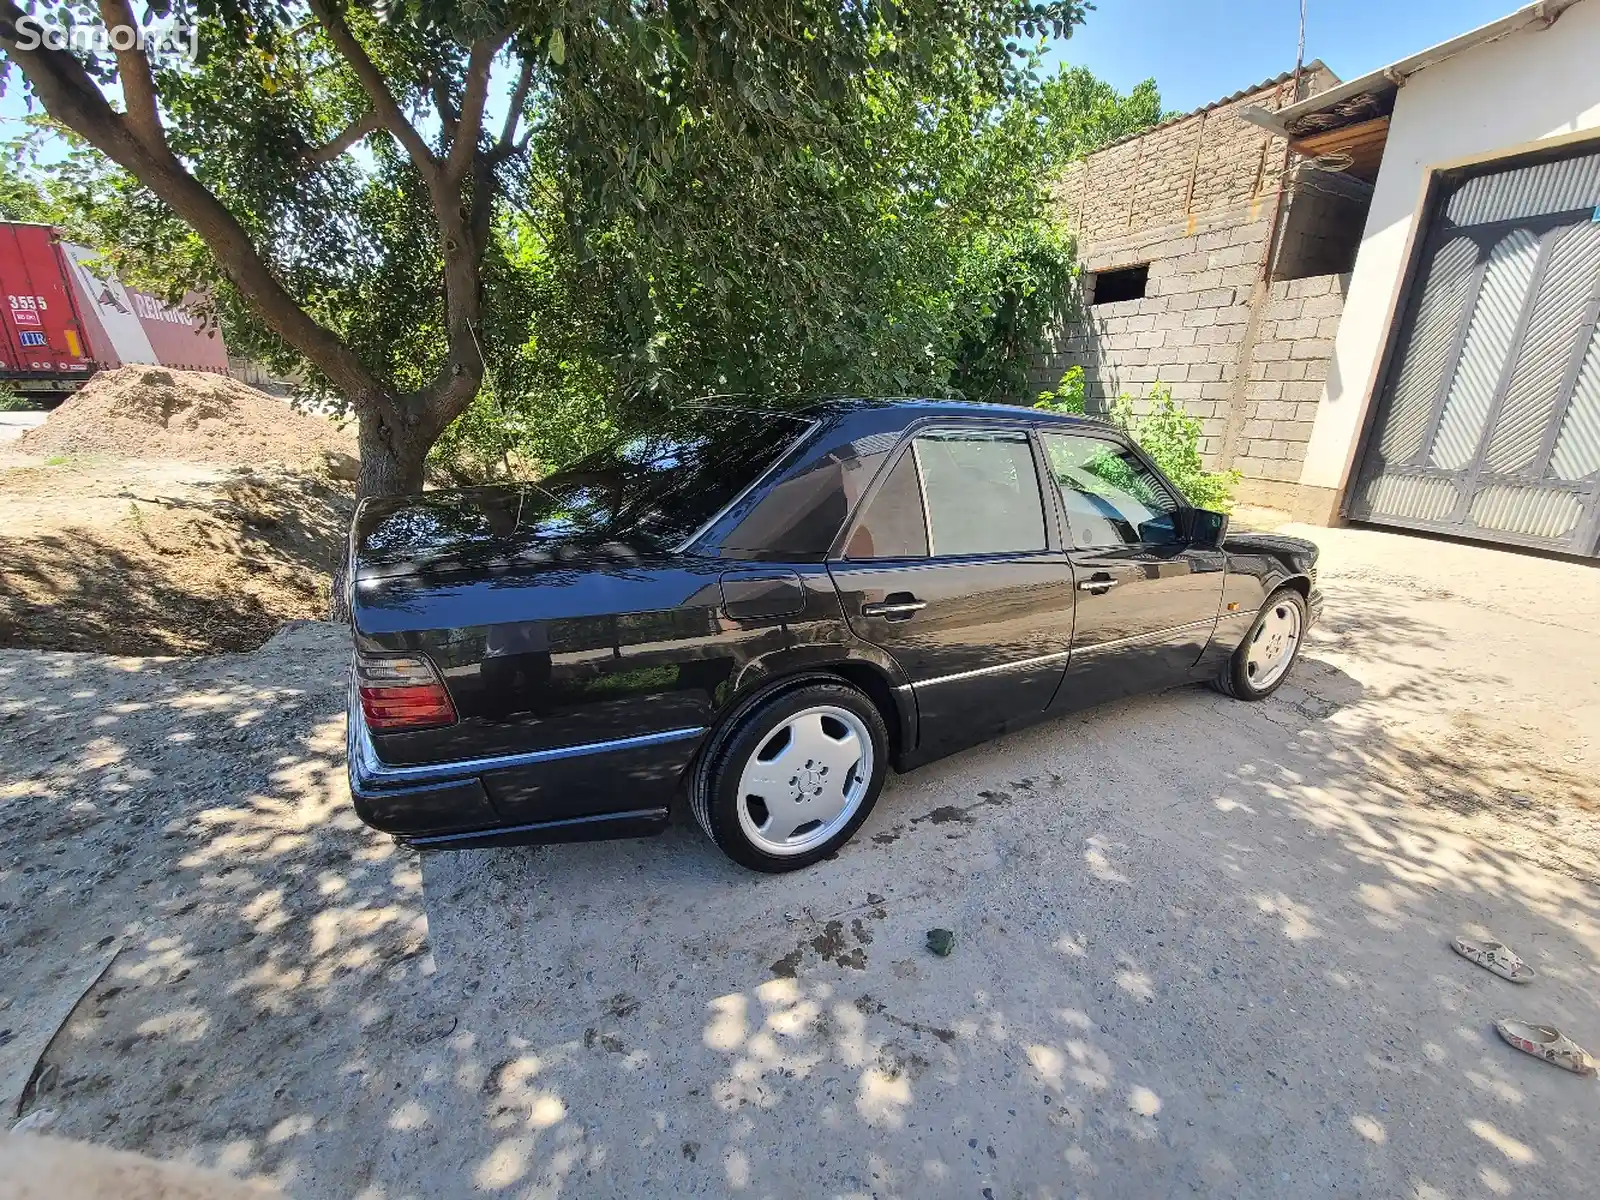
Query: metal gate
1350,150,1600,555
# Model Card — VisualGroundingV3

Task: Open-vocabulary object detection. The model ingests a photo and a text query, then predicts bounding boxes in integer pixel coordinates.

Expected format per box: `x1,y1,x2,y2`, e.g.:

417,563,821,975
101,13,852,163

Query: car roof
794,395,1110,430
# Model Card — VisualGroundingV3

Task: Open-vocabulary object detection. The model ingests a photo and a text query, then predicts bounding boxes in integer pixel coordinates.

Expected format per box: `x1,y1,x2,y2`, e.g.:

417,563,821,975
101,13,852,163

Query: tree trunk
356,409,431,501
332,408,432,623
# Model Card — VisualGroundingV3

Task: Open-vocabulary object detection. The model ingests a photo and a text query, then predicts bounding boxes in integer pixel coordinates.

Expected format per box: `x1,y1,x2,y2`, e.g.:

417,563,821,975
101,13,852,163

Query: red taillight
355,653,457,732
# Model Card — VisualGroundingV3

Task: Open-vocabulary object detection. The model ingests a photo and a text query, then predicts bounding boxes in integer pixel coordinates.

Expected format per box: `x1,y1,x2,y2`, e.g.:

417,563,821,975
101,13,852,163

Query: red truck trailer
0,221,230,399
0,222,97,395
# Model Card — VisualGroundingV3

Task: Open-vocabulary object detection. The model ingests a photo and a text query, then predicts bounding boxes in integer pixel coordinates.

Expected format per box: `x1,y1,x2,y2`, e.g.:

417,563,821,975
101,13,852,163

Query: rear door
1037,430,1224,711
828,425,1078,759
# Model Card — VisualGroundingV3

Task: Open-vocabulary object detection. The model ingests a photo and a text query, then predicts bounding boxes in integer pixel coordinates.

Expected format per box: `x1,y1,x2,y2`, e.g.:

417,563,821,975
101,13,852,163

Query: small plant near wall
1035,372,1240,511
1032,365,1088,414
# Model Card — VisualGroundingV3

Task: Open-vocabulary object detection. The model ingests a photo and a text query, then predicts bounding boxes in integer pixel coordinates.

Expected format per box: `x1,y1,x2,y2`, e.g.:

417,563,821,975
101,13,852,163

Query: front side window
913,431,1047,556
1041,432,1180,549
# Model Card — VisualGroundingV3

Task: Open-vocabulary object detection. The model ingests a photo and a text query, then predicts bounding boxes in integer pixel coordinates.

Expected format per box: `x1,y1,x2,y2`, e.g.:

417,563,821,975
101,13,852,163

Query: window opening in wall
1090,263,1149,305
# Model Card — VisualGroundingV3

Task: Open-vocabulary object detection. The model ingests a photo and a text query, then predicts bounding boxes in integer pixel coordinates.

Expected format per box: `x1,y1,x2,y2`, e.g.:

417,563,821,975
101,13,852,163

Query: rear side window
722,437,890,558
914,431,1046,556
844,452,928,558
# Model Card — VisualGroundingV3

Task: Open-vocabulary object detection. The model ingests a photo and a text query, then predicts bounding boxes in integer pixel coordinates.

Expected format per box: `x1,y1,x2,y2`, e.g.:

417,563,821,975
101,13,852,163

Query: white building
1246,0,1600,556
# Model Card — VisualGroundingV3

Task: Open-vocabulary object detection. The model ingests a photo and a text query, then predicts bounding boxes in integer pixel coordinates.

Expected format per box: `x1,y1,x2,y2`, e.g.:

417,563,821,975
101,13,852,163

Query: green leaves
7,0,1155,491
1115,387,1242,511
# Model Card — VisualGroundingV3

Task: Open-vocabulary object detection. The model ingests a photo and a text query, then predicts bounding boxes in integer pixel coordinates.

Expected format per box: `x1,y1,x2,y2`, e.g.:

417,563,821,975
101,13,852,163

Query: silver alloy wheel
735,704,873,857
1245,598,1302,690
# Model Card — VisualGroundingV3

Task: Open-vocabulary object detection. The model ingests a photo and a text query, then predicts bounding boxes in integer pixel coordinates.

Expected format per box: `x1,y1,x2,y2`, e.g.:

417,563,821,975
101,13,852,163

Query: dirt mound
18,366,356,466
0,463,351,654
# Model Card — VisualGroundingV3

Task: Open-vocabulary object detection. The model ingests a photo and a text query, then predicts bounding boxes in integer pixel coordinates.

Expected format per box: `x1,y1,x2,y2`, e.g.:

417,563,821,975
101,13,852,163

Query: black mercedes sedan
346,399,1321,872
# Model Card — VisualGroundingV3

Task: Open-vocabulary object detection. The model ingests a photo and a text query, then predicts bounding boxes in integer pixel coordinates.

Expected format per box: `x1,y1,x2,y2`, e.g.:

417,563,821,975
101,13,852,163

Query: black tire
1211,586,1308,701
689,681,890,873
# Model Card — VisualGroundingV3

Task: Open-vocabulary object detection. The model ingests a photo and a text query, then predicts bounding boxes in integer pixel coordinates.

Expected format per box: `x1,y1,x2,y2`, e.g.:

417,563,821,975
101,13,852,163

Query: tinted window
844,452,928,558
1041,432,1180,549
914,431,1046,556
722,432,899,557
530,410,813,550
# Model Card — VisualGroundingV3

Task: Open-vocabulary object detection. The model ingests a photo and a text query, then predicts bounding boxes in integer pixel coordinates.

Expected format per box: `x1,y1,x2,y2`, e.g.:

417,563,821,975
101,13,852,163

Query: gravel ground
2,524,1597,1198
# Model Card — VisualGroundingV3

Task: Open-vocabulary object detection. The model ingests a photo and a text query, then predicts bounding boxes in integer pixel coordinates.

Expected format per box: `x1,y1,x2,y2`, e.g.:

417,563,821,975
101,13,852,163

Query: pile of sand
18,366,356,466
0,464,352,654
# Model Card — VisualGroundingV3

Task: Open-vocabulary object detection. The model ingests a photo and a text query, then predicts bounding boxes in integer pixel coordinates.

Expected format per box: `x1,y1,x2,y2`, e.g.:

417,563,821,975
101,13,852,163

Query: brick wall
1231,273,1349,487
1029,200,1278,460
1271,166,1371,280
1048,68,1334,246
1035,64,1351,504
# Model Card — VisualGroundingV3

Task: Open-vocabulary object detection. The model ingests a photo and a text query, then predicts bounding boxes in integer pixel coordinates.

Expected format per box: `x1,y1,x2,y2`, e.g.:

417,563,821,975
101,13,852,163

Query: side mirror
1186,507,1230,549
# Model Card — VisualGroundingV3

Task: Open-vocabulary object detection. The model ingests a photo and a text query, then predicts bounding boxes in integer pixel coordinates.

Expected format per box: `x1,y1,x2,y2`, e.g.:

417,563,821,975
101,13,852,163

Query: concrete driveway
3,523,1597,1198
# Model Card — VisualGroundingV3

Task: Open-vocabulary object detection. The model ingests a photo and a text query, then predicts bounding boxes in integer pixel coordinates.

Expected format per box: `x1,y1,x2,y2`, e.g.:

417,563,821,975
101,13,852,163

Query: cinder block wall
1233,273,1350,499
1033,65,1350,509
1033,201,1278,458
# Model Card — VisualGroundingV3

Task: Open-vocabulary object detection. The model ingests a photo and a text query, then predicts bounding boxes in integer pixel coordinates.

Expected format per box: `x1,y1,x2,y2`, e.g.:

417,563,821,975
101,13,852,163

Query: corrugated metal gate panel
1351,147,1600,556
1447,153,1600,226
1484,224,1600,473
1550,326,1600,480
1374,236,1478,462
1427,229,1539,470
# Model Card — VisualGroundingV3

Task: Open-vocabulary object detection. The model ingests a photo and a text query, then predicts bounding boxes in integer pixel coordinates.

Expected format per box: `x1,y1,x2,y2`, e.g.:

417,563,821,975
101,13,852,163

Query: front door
1037,430,1224,710
828,427,1077,759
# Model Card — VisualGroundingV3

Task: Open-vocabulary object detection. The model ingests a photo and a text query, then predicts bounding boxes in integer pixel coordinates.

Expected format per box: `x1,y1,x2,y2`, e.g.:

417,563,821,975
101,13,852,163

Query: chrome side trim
888,617,1223,692
403,808,670,847
348,687,705,790
1070,617,1219,660
914,647,1074,689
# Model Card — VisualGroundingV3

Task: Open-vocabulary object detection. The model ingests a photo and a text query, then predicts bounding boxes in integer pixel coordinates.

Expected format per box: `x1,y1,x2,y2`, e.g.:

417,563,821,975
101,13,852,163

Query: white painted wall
1298,0,1600,504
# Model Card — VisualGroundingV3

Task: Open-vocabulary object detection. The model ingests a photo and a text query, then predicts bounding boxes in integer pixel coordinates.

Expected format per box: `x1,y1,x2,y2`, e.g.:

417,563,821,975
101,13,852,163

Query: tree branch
306,0,440,180
96,0,164,151
444,35,506,183
0,1,395,425
304,108,381,167
499,56,535,151
428,70,460,145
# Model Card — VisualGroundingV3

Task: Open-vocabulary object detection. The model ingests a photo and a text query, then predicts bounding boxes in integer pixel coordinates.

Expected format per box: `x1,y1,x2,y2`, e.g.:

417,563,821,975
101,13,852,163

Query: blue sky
1045,0,1525,114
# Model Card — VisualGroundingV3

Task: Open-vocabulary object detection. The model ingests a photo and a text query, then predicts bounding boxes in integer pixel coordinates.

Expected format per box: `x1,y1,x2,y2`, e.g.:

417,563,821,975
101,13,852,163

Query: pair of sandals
1450,935,1596,1078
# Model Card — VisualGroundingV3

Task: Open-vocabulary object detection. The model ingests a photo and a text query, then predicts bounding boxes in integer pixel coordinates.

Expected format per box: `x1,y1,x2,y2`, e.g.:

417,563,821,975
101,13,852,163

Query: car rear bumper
346,688,698,848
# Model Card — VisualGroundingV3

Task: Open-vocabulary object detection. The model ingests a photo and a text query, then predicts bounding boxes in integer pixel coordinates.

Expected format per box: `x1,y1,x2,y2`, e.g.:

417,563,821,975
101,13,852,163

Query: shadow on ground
1,623,437,1194
2,530,1597,1198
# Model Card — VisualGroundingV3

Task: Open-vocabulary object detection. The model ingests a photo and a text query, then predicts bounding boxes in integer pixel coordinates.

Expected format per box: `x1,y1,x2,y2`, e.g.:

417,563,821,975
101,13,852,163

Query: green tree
1035,65,1166,170
426,37,1163,479
0,1,1086,496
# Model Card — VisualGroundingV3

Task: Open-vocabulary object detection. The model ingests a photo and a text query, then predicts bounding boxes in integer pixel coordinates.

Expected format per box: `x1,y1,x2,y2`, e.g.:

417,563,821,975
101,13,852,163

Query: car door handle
1078,575,1118,592
862,596,926,620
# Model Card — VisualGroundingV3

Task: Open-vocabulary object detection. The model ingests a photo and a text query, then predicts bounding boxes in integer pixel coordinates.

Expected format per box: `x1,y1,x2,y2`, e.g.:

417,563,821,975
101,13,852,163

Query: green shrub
1032,365,1087,415
1035,372,1240,511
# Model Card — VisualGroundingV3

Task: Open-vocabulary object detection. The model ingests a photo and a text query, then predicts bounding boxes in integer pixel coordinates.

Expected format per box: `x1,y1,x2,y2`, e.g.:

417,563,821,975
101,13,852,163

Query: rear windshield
526,408,814,550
